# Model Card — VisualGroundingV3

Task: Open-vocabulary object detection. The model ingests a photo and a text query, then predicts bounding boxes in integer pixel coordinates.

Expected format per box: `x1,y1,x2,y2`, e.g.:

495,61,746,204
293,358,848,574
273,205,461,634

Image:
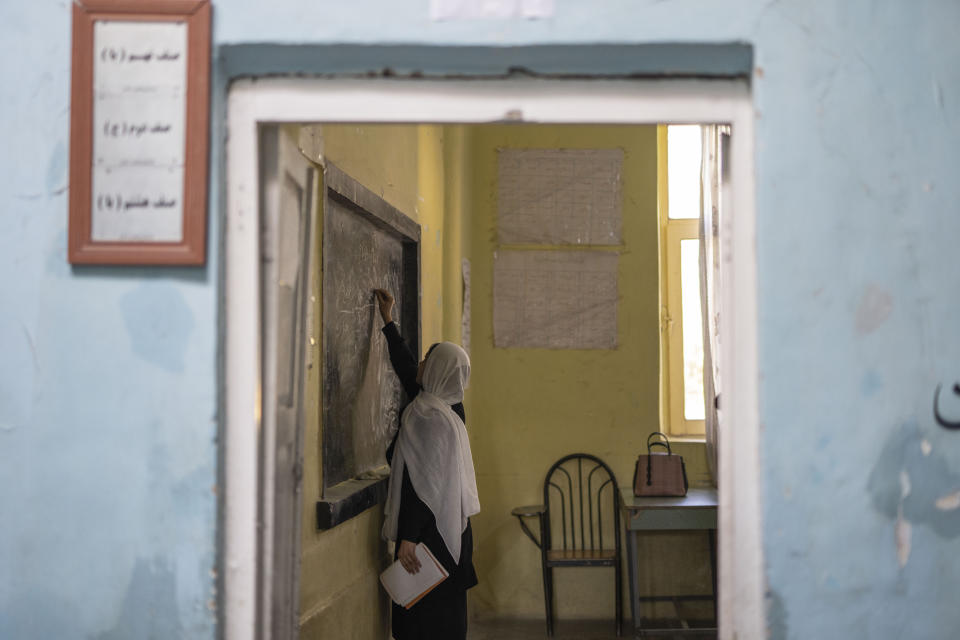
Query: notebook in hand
379,542,449,609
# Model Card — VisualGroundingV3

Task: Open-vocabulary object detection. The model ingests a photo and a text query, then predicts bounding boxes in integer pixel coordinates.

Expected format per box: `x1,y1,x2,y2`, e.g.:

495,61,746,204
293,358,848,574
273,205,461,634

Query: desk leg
708,529,717,625
626,528,639,631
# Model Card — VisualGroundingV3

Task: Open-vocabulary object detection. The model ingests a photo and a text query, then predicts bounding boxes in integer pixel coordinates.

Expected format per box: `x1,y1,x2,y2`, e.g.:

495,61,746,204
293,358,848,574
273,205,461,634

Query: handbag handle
644,431,674,486
646,431,672,455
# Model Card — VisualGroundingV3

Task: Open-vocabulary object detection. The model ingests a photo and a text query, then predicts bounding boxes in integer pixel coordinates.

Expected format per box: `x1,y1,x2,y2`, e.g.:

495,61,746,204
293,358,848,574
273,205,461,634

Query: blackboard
321,163,420,493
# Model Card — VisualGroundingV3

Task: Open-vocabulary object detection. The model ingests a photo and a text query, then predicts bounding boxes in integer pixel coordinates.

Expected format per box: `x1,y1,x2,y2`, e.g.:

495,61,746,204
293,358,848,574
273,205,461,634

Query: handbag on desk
633,432,688,497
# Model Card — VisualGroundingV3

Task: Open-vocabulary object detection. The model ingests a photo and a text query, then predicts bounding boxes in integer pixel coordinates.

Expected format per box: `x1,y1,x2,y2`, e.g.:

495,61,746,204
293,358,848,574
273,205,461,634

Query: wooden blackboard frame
317,163,420,529
68,0,210,265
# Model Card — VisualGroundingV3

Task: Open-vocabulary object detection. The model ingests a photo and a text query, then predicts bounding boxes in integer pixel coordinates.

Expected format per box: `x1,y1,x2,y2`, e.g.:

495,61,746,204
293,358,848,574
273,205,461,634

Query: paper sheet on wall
494,250,618,349
91,20,187,242
497,149,623,245
430,0,553,20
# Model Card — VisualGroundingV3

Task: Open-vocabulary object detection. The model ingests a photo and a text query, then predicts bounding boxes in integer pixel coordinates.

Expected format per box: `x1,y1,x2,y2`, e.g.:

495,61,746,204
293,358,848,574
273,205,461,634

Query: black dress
382,322,478,640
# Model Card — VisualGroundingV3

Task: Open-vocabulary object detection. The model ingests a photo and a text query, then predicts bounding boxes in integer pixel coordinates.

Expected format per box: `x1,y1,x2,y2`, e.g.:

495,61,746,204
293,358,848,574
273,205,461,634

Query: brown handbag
633,432,688,497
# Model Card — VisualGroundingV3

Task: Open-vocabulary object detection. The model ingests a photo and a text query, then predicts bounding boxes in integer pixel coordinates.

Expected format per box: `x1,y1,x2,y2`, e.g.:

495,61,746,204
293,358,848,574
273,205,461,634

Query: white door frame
224,77,762,640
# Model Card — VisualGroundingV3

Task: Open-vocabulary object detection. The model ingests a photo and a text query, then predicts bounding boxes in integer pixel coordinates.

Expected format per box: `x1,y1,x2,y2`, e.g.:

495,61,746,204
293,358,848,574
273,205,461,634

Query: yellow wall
297,124,458,639
464,124,713,622
441,125,470,345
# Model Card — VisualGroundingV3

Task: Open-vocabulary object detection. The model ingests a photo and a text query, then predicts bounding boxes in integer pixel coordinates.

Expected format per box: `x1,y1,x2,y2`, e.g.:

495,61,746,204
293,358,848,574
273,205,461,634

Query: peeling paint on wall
935,490,960,511
895,470,913,567
868,423,960,541
895,509,912,568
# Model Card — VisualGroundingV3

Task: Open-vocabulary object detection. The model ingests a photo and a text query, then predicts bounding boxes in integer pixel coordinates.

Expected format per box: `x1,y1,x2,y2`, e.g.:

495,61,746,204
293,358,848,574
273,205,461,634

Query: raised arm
374,289,420,399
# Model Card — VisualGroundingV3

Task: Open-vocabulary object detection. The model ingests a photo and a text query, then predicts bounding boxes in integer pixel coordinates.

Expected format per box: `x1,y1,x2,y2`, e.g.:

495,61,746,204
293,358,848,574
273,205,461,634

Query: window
659,124,706,437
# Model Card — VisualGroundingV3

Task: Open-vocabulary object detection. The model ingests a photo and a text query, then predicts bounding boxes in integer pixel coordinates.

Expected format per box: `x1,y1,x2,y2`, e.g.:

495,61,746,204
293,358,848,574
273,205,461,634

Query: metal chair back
542,453,621,558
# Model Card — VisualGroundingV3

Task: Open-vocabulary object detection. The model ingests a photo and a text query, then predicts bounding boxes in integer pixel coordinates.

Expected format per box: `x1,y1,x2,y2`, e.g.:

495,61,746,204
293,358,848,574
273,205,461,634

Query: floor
468,618,621,640
468,618,717,640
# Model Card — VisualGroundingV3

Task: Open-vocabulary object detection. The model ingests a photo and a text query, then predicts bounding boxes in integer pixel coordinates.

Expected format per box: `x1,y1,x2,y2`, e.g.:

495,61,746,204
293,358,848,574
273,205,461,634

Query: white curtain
699,126,726,486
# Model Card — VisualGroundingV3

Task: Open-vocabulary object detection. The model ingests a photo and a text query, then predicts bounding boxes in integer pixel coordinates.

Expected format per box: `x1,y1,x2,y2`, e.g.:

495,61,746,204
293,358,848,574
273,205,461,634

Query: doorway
224,78,761,640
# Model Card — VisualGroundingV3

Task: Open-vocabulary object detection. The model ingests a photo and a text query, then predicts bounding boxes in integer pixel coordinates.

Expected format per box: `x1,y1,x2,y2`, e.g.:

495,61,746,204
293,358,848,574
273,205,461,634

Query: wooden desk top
620,487,718,511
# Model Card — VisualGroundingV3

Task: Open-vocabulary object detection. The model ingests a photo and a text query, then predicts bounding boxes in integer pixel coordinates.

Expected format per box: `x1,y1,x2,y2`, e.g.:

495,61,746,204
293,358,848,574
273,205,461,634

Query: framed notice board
69,0,211,265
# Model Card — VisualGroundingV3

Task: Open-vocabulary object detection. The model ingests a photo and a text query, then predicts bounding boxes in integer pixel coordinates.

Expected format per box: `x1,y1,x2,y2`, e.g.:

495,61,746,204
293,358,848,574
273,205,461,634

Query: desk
620,487,718,637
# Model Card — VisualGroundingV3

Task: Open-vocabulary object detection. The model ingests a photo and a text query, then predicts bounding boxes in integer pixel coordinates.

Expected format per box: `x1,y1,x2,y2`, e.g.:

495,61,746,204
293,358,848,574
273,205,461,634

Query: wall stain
91,556,183,640
0,589,82,638
766,588,788,640
861,369,883,396
854,285,893,334
120,283,194,373
867,423,960,540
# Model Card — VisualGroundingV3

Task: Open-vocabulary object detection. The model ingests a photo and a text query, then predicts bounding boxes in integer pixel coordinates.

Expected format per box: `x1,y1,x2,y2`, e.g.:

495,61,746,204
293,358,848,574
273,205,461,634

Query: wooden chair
512,453,622,636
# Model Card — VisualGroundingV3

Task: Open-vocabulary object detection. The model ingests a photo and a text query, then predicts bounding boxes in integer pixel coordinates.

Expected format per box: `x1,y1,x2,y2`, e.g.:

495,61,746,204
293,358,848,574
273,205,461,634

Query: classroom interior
289,122,721,638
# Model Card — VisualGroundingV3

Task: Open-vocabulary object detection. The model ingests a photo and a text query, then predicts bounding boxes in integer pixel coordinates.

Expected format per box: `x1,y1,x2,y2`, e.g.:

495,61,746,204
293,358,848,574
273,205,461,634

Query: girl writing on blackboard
374,288,480,640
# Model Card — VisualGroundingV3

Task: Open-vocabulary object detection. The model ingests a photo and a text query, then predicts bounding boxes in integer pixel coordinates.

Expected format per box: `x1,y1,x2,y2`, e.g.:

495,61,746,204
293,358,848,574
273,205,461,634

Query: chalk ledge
316,468,390,530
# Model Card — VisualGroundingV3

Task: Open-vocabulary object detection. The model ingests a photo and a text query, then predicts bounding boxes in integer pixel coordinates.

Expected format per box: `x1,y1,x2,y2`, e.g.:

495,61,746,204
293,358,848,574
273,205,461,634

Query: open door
258,125,317,640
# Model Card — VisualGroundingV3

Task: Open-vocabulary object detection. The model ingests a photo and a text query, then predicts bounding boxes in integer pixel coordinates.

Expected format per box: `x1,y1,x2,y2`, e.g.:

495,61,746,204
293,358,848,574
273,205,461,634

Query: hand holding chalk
374,289,395,325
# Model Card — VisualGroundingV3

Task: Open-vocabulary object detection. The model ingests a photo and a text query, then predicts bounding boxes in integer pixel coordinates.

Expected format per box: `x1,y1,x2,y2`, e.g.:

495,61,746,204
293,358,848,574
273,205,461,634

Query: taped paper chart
497,148,623,245
494,250,618,349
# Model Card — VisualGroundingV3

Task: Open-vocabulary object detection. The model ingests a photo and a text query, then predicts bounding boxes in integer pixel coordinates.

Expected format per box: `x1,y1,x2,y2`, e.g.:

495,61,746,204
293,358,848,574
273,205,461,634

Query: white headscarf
382,342,480,563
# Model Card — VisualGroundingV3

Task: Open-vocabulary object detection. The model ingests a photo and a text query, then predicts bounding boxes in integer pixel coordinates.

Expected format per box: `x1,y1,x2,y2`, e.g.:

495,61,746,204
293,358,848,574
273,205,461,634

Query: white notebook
379,543,449,609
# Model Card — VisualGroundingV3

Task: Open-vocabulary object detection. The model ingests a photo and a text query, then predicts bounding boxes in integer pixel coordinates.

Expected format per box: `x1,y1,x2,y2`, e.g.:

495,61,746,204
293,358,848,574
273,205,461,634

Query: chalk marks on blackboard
322,193,406,488
320,164,421,493
352,303,396,467
933,382,960,430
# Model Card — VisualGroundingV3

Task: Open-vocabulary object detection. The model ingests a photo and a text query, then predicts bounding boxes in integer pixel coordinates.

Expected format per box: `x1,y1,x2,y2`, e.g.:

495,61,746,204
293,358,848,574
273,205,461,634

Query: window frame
658,124,706,439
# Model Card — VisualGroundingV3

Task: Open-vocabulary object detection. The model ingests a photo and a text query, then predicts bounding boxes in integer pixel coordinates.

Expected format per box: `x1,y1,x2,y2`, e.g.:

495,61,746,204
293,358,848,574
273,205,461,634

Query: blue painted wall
0,3,219,638
2,1,959,638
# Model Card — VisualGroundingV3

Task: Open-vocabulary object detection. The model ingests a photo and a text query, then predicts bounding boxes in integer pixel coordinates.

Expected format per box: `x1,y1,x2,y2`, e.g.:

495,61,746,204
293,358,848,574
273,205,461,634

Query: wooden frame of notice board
69,0,210,265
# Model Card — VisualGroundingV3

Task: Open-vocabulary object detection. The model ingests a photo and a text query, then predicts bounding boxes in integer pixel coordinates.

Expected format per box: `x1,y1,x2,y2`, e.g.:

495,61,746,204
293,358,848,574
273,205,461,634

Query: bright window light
680,238,705,421
667,125,702,220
